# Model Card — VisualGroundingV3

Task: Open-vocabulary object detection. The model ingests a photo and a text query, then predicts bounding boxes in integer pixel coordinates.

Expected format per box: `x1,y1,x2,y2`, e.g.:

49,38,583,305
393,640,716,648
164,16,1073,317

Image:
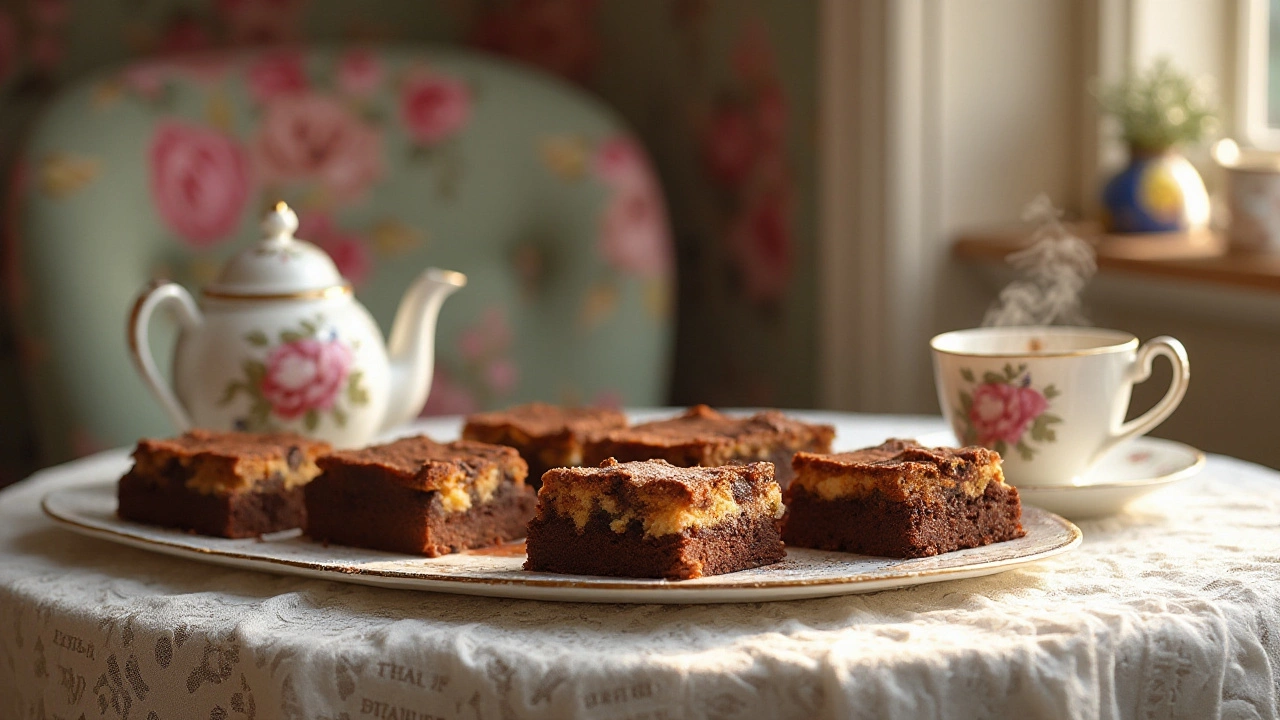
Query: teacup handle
1100,336,1190,457
128,281,202,430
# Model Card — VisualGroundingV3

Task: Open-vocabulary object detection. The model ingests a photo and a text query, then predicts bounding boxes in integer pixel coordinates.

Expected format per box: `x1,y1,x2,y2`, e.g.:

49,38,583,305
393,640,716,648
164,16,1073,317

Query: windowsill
953,225,1280,295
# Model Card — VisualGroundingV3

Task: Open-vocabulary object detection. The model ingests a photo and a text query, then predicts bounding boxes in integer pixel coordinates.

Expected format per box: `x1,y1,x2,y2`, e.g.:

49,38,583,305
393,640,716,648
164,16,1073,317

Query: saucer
916,432,1205,520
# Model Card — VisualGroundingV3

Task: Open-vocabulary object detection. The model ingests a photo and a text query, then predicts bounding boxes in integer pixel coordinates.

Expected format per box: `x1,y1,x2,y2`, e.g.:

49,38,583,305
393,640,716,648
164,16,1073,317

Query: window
1238,0,1280,147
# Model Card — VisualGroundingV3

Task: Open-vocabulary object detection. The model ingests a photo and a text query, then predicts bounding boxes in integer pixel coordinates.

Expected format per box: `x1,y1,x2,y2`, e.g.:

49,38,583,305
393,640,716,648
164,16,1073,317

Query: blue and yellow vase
1102,147,1210,233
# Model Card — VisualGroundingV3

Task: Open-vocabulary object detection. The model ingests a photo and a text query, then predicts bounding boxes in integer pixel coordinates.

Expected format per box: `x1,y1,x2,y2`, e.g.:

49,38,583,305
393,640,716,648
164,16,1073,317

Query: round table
3,413,1279,720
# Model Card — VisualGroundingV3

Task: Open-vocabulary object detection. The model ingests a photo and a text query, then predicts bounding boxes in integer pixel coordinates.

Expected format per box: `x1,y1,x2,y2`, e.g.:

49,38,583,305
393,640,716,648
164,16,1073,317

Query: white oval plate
42,480,1080,604
919,432,1205,520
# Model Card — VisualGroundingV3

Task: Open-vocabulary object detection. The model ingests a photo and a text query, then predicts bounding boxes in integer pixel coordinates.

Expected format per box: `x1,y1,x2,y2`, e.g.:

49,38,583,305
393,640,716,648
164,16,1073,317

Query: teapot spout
381,268,467,432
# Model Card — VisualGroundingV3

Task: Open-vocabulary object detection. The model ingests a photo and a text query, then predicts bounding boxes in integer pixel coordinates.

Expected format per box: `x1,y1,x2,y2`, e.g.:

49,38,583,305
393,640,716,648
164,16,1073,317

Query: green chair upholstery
9,46,674,463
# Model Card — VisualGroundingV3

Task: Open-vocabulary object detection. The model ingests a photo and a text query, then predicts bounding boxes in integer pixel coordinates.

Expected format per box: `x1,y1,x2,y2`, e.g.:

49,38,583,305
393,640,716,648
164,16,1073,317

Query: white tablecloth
2,413,1279,720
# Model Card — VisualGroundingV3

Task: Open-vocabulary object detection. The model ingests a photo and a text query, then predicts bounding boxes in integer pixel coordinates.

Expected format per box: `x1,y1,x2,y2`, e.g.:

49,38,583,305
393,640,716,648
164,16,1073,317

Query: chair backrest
9,46,674,462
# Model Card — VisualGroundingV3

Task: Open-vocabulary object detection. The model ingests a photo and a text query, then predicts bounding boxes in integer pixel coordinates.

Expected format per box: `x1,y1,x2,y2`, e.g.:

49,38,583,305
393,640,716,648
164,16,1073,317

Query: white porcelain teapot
128,202,466,447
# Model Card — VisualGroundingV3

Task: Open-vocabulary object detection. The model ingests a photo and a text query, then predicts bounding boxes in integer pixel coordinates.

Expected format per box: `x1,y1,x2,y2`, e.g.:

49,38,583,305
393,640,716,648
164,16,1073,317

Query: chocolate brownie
304,436,536,556
525,458,786,579
462,402,628,488
581,405,834,489
117,429,330,538
782,439,1025,558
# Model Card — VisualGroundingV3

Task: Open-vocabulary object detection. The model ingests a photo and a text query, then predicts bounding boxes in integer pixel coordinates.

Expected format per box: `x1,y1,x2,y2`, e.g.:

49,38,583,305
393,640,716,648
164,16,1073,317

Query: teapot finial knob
261,200,299,243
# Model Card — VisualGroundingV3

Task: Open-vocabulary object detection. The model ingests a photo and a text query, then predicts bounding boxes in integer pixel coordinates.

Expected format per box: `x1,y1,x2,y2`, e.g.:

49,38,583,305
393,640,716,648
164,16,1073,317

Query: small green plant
1096,58,1218,152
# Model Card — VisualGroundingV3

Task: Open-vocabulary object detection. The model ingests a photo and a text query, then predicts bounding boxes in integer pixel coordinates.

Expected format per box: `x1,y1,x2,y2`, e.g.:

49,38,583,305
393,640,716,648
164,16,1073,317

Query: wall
931,0,1086,408
821,0,1090,416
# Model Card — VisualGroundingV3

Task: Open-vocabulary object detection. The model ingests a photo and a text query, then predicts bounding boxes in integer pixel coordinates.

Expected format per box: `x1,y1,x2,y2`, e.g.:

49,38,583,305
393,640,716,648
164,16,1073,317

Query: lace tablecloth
2,413,1279,720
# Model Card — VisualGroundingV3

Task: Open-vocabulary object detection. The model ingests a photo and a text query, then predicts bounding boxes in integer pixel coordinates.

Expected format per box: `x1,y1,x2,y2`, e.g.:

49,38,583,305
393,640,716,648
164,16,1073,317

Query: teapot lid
204,202,351,299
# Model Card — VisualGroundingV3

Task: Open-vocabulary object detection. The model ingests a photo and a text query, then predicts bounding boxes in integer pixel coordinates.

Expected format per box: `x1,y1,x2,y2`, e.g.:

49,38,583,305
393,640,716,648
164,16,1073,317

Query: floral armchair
7,46,674,463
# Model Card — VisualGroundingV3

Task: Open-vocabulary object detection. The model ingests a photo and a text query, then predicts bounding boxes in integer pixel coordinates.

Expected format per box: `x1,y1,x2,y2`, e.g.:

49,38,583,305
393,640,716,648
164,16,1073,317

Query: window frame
1236,0,1280,148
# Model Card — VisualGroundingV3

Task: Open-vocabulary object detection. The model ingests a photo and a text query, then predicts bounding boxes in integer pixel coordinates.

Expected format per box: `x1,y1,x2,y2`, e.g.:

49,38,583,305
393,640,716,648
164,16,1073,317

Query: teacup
930,327,1189,487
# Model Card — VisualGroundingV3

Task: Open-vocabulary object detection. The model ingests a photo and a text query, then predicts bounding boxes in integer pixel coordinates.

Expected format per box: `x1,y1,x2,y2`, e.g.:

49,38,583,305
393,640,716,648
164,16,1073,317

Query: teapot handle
128,281,202,430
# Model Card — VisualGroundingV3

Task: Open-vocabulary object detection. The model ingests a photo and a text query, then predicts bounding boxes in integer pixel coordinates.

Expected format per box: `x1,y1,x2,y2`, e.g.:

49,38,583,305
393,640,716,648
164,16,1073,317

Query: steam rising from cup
983,194,1097,327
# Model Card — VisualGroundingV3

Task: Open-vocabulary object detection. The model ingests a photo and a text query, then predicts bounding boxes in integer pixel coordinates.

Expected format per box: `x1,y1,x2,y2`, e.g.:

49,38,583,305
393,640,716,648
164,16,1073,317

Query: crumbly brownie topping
536,458,784,538
790,438,1005,503
130,429,329,495
463,402,628,440
318,436,527,513
586,405,835,466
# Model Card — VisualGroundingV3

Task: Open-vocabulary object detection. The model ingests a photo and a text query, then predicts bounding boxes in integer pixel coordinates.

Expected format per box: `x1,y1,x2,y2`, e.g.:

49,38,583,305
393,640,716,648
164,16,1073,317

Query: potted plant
1096,58,1218,233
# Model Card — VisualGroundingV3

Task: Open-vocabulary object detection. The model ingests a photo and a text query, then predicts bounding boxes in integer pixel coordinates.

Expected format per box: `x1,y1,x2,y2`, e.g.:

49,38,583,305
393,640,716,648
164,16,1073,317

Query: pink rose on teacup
968,382,1049,446
399,71,472,145
149,121,252,247
254,93,383,201
260,337,353,420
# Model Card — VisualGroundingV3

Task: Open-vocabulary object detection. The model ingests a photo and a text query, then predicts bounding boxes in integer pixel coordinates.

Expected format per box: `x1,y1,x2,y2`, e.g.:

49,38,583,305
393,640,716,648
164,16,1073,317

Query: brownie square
524,458,787,580
581,405,834,489
782,439,1025,558
462,402,628,488
117,429,330,538
304,436,536,556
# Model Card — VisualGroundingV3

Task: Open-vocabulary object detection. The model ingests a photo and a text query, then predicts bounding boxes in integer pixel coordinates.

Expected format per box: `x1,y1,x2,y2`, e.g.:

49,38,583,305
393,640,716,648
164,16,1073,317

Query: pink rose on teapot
260,336,354,420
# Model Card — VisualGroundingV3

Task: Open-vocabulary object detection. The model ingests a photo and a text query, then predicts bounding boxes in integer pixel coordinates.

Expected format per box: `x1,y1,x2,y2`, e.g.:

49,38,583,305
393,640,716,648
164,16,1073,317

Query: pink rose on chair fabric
594,137,649,187
440,307,520,408
337,48,382,97
458,307,513,363
594,137,672,277
297,212,372,287
260,337,353,420
484,359,518,395
148,121,253,247
399,71,472,146
246,51,308,103
420,367,478,417
254,93,383,202
123,62,170,99
125,56,232,94
591,388,623,410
